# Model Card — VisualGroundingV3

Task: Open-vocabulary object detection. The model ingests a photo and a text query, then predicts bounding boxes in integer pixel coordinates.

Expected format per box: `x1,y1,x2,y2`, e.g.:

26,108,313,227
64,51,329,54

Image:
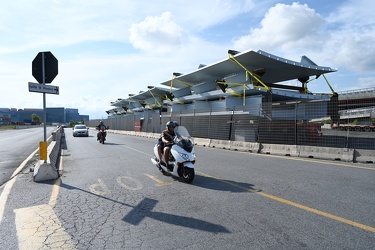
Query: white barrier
230,141,260,153
259,144,299,157
299,146,354,162
209,139,231,149
194,138,211,147
353,149,375,163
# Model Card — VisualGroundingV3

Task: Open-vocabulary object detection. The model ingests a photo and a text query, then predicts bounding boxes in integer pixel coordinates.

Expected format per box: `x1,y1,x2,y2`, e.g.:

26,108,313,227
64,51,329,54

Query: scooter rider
96,120,107,140
157,121,178,170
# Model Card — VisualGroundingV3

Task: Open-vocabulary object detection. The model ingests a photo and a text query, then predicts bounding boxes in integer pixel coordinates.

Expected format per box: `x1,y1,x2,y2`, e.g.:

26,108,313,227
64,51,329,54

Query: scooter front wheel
182,167,194,183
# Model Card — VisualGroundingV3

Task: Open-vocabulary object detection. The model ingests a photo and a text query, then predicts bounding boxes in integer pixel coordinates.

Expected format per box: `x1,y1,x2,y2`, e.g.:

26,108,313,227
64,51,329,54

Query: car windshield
75,125,86,129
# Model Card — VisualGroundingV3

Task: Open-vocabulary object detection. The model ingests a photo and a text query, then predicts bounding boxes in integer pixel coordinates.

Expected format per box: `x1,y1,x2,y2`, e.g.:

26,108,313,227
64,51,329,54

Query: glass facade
0,107,88,125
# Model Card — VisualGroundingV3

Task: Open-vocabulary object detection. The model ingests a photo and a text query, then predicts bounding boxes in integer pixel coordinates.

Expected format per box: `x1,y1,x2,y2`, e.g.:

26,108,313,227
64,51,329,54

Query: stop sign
32,51,58,83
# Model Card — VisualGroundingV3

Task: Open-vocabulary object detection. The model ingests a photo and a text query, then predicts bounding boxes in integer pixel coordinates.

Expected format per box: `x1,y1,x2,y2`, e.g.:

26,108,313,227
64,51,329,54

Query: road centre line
259,192,375,233
197,170,375,233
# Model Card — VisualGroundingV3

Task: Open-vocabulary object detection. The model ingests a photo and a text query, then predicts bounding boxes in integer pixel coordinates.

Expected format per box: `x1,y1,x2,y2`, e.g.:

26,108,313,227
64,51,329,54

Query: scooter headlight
178,152,190,161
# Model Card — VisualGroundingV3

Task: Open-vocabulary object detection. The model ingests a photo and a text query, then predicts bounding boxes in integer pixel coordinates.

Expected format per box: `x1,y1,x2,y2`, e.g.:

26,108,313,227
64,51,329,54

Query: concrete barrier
209,139,231,149
353,149,375,163
230,141,260,153
194,138,211,147
33,127,62,182
259,144,299,157
299,145,354,162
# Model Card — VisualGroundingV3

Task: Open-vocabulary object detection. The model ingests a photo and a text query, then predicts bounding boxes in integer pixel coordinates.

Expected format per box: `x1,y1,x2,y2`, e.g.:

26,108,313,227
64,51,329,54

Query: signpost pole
31,51,59,181
42,52,47,163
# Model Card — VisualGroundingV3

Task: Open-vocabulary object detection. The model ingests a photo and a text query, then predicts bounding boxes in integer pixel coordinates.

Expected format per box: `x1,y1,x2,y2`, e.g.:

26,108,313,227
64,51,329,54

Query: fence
87,97,375,151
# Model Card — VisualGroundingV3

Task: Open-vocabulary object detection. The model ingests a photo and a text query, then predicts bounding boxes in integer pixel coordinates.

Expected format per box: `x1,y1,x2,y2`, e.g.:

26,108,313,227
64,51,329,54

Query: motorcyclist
157,121,178,170
96,121,107,140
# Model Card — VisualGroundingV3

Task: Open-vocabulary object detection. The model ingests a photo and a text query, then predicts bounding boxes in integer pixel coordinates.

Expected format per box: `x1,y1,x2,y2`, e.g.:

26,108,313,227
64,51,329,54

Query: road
0,126,56,186
0,129,374,249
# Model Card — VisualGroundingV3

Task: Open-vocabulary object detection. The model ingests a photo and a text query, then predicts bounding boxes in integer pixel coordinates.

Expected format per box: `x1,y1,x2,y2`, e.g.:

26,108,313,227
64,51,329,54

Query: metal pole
42,52,47,157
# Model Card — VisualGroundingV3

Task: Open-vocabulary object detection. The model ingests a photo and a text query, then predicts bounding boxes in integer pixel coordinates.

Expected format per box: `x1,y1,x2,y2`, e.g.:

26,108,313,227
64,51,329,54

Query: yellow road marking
144,173,172,186
197,170,375,233
259,192,375,233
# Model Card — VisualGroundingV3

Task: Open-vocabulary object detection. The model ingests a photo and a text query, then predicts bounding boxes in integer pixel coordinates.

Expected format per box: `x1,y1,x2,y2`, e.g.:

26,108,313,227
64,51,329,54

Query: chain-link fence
87,97,375,150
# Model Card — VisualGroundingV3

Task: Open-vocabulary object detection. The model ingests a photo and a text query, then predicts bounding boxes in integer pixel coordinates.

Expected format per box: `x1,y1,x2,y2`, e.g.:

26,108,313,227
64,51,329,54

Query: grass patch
0,125,16,130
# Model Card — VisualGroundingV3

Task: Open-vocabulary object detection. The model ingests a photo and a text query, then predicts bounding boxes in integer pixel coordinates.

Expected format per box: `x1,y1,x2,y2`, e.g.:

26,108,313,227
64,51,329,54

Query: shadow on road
193,174,261,193
123,197,230,233
40,180,230,234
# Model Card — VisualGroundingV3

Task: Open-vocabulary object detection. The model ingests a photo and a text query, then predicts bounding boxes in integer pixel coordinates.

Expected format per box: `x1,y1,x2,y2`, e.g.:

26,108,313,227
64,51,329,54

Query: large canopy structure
108,49,337,115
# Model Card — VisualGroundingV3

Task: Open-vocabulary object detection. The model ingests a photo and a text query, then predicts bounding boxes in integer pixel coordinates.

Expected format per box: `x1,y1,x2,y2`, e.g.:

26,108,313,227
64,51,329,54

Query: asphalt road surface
0,126,56,186
0,130,374,249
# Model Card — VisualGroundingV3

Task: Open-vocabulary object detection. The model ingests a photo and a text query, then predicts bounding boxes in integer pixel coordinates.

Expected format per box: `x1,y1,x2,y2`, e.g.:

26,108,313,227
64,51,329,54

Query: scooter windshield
174,126,194,153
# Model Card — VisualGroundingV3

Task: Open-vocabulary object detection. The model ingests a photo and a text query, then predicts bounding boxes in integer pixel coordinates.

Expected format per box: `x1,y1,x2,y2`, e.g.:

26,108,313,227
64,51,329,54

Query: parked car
73,125,89,137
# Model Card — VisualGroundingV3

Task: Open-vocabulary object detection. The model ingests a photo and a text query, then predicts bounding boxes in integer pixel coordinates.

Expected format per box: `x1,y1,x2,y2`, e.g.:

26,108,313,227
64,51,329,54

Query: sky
1,0,374,119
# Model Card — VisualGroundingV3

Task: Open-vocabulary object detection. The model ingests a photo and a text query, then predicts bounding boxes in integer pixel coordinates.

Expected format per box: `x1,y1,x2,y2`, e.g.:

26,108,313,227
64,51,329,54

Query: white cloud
326,0,375,73
232,3,325,54
129,12,183,54
231,0,375,78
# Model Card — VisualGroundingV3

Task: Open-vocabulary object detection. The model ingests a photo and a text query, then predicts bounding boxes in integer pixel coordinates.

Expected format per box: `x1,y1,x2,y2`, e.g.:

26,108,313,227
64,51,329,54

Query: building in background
0,108,11,125
0,107,89,125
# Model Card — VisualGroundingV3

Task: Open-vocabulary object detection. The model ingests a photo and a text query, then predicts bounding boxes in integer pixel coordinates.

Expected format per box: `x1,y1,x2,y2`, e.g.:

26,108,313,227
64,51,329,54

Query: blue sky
1,0,374,119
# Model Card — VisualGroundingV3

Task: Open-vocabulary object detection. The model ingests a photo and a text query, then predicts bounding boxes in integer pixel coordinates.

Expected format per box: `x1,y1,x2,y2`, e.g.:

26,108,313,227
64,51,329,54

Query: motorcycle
97,126,108,144
151,126,196,183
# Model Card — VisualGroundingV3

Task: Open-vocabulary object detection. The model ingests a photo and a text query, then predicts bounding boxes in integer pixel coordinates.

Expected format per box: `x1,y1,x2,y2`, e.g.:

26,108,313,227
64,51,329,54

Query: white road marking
0,148,38,223
89,179,111,196
116,176,143,190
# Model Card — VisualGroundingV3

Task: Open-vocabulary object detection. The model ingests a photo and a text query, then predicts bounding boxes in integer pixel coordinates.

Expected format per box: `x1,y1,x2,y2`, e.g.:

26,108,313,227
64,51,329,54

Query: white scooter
151,126,196,183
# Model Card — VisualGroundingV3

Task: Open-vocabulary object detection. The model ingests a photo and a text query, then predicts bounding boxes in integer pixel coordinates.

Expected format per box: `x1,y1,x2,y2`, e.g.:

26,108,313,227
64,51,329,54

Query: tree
69,120,76,127
32,113,42,125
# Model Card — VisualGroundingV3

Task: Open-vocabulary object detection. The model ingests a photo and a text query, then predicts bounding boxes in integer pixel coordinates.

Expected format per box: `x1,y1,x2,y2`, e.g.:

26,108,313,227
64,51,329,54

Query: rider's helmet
166,121,177,129
100,120,104,125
